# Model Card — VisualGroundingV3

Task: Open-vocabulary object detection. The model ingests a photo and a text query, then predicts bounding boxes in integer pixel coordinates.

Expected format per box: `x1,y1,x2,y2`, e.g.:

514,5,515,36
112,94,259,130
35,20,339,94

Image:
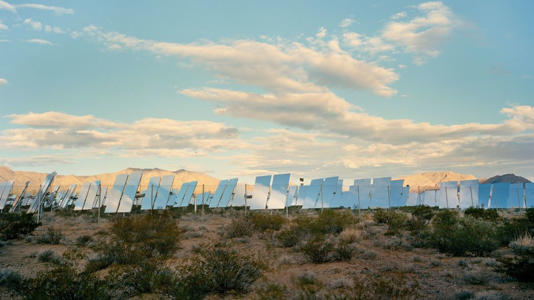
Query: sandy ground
1,210,533,299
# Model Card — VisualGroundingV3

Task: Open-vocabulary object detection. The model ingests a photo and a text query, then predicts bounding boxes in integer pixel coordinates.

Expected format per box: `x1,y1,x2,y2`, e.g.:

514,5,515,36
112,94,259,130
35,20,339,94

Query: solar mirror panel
219,178,237,207
141,177,161,210
74,182,91,211
209,179,228,208
301,179,322,209
296,185,308,206
104,174,129,213
0,181,13,210
459,180,479,209
286,185,298,207
90,181,102,208
268,174,290,209
357,183,372,209
249,176,271,210
525,183,534,208
173,182,188,207
389,180,404,207
438,182,458,208
491,182,510,208
0,182,6,206
509,183,524,208
182,181,198,207
152,175,174,209
371,182,389,208
340,190,356,208
84,182,98,210
117,171,143,213
100,186,108,206
321,176,339,208
478,184,491,208
406,192,418,206
28,172,56,213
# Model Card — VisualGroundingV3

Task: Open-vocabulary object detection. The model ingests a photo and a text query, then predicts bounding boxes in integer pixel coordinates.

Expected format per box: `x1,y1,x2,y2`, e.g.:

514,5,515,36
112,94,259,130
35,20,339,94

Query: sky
0,0,533,183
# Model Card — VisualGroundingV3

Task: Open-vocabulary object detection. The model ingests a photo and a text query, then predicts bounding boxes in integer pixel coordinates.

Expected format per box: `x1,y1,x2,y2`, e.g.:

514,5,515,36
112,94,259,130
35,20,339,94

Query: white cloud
23,18,42,31
16,3,74,15
382,1,457,64
1,112,242,157
0,0,15,12
0,20,7,30
26,38,52,45
392,11,407,20
342,32,362,47
339,18,355,28
83,26,399,97
315,27,327,39
0,78,7,85
23,18,63,33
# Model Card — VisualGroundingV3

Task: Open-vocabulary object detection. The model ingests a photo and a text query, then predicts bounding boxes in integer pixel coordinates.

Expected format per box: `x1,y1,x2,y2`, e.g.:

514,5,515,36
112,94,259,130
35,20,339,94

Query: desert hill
481,173,531,184
395,171,477,192
0,166,219,194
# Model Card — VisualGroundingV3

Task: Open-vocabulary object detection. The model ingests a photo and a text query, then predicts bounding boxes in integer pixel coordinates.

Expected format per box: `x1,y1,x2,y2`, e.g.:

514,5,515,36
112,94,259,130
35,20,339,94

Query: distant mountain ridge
0,166,219,194
395,171,477,192
481,174,531,184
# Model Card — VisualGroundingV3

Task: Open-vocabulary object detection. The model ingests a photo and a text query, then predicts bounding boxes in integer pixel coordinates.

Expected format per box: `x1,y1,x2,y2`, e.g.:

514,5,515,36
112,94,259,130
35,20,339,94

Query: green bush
0,269,24,291
411,205,436,221
248,213,287,232
0,213,40,240
373,209,408,236
76,235,93,246
36,227,63,244
295,210,355,236
497,233,534,282
276,227,300,247
333,240,355,261
38,250,62,265
464,208,499,221
497,218,531,246
88,212,181,270
526,208,534,224
299,236,333,263
226,217,254,238
428,211,500,256
173,244,262,298
24,265,109,299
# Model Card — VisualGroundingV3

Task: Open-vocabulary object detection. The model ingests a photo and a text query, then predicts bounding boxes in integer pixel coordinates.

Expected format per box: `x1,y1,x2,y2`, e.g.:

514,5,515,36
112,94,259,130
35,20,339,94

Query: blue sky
0,0,533,182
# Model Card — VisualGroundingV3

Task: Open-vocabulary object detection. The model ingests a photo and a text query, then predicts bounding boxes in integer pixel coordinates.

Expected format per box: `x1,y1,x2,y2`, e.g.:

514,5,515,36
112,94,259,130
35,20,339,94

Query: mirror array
1,171,533,215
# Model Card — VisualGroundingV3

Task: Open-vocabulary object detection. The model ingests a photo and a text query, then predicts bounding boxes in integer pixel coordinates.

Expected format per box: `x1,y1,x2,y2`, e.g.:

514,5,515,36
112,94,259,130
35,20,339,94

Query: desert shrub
38,250,62,265
373,209,408,235
104,263,176,298
24,265,109,299
411,205,436,221
526,208,534,224
331,272,419,299
295,210,355,236
497,217,532,246
255,282,287,300
248,213,286,232
497,233,534,282
88,213,180,270
428,211,499,256
333,240,354,261
276,227,300,247
462,271,491,285
0,213,40,240
0,269,24,291
464,208,499,221
36,227,63,244
455,290,475,300
173,244,262,298
299,236,334,263
76,235,93,246
226,217,254,238
295,272,324,296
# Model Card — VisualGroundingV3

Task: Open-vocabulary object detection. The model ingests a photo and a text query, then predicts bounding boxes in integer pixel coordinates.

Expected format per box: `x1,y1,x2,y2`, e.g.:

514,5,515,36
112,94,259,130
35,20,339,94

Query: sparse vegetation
38,250,62,265
0,213,40,240
497,233,534,282
225,216,254,238
36,227,63,244
248,213,287,232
